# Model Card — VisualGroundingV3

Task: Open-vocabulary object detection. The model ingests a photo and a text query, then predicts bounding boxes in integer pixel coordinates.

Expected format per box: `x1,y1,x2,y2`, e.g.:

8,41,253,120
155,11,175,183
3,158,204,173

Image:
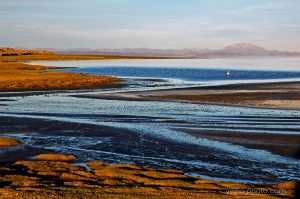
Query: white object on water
226,70,230,77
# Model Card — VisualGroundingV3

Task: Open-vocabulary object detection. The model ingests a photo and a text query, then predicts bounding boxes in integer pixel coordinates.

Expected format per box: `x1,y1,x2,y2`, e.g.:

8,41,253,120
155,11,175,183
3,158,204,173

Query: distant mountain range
2,43,299,58
50,43,300,58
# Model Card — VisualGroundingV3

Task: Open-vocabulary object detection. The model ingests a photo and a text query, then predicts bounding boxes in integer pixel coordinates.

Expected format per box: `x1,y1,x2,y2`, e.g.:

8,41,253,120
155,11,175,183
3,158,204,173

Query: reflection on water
28,58,300,89
27,57,300,71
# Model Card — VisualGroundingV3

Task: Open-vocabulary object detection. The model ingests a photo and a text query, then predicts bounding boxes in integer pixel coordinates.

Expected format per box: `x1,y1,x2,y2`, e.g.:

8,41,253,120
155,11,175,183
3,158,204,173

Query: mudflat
75,81,300,110
180,129,300,158
0,115,297,198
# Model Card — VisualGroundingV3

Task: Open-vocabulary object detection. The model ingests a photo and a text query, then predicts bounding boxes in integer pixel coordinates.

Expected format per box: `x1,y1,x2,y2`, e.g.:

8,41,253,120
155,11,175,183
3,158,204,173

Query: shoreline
0,53,186,92
0,54,183,92
0,55,125,91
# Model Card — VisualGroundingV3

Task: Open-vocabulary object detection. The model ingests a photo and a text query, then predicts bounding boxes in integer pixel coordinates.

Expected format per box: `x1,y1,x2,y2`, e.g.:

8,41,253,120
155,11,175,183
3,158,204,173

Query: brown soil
0,158,296,198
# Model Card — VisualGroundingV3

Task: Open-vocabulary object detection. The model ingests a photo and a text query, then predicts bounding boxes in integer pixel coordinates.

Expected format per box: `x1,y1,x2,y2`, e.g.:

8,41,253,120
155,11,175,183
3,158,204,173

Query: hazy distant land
51,43,300,58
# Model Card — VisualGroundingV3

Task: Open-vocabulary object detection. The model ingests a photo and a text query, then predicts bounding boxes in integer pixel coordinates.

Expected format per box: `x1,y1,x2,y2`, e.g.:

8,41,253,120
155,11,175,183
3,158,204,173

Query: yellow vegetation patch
0,62,119,91
87,161,109,170
0,137,22,147
60,173,94,182
274,181,297,190
34,154,76,162
1,158,295,198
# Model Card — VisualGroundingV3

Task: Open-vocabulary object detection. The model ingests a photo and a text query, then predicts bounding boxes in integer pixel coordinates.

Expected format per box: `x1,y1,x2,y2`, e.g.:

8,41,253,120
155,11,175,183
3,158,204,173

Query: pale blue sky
0,0,299,50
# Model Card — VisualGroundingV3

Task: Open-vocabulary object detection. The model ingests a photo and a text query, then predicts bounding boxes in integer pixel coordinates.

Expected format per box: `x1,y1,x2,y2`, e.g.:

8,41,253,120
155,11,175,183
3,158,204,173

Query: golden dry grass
0,61,119,91
0,158,295,198
34,154,76,162
0,137,22,147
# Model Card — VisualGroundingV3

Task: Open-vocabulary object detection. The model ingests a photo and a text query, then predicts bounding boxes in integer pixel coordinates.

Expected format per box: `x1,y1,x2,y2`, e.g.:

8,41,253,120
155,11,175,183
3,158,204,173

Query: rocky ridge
0,48,54,56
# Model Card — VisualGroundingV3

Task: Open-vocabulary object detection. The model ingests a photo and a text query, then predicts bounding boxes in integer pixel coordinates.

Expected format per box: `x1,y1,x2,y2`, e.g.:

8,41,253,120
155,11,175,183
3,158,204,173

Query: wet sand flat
74,81,300,110
0,114,299,184
0,116,135,164
178,129,300,158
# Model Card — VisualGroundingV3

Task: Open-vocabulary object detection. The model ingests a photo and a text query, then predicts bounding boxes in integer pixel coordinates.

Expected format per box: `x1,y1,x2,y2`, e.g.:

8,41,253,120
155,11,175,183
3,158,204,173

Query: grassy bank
0,54,131,91
0,62,119,91
0,54,183,91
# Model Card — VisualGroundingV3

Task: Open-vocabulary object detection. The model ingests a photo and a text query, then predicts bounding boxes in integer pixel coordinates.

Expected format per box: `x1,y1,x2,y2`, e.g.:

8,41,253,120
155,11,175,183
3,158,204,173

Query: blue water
62,66,300,82
30,58,300,84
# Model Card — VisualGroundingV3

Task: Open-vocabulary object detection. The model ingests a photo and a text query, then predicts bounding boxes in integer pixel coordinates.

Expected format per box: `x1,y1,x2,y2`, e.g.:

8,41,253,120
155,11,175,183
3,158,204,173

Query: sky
0,0,300,50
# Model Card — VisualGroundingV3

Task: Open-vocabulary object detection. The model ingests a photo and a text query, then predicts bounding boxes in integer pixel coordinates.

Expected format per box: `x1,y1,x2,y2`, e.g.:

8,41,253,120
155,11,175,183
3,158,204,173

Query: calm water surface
28,57,300,89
